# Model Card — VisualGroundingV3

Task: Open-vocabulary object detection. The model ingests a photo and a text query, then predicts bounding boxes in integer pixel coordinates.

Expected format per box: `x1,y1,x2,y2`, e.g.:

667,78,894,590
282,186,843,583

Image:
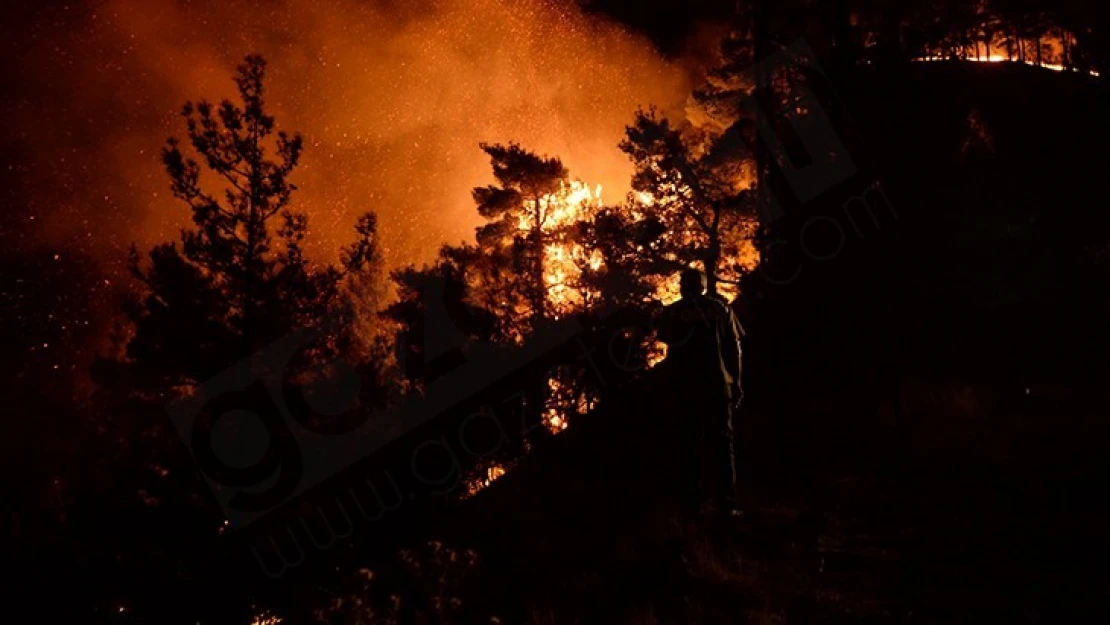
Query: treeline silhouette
6,4,1110,623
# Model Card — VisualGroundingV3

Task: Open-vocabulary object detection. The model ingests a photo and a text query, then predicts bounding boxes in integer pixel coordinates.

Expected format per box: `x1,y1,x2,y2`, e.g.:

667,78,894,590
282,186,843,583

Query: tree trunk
531,196,546,326
243,129,261,355
525,197,550,443
753,0,774,231
706,234,722,296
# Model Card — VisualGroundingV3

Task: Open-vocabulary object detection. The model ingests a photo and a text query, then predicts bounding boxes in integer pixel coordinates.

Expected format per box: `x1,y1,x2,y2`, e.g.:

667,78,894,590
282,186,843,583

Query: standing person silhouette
656,268,744,518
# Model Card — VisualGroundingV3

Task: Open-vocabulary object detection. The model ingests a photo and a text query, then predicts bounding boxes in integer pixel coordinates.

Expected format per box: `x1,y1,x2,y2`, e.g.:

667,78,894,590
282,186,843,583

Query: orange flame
517,180,606,316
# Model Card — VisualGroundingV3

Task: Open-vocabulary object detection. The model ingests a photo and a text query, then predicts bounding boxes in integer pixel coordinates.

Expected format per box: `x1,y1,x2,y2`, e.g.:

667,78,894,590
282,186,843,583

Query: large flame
516,180,605,316
522,174,760,430
9,0,697,273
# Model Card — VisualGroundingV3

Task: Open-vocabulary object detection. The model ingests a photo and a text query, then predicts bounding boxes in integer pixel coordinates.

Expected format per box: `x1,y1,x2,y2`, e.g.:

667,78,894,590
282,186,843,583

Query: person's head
679,268,707,299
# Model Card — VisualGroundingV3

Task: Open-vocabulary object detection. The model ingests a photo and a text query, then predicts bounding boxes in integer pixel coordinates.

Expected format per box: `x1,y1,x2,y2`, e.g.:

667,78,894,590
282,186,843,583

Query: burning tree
460,142,611,340
388,144,615,435
619,108,759,300
469,143,570,338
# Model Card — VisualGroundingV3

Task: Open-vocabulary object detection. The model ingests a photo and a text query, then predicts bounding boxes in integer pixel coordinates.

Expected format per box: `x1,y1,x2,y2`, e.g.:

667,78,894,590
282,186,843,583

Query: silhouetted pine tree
619,108,756,296
391,144,611,436
77,58,392,615
553,206,659,309
110,54,383,394
385,244,497,389
471,142,568,338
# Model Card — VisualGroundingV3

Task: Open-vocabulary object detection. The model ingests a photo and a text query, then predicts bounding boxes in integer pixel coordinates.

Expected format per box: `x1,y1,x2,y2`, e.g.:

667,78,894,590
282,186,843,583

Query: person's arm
720,304,743,391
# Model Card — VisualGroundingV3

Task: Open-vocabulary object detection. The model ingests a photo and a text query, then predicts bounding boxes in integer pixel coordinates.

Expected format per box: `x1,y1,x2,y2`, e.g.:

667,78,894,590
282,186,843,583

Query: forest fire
519,180,606,316
919,53,1102,76
10,1,1110,624
917,29,1102,76
7,0,694,273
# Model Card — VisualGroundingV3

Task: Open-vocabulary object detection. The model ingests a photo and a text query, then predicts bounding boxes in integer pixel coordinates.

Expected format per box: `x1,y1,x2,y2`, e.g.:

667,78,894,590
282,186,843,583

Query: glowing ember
250,612,282,625
464,463,509,497
543,368,600,433
645,340,669,369
487,464,507,482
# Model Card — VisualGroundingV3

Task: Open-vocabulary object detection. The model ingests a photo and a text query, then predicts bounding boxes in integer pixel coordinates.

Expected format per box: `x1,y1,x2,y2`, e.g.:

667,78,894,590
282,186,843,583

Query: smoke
4,0,698,271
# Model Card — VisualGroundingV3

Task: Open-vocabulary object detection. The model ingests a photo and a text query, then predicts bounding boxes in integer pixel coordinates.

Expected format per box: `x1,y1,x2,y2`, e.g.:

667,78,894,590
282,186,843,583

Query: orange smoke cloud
8,0,697,271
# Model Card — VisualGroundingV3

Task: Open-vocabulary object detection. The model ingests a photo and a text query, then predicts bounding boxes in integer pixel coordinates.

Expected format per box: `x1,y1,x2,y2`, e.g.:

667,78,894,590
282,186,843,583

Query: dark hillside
402,62,1110,624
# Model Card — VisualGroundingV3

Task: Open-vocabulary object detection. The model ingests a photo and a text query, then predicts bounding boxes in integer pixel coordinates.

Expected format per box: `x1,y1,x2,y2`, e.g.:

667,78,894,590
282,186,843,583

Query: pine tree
117,54,382,393
385,245,497,388
619,108,757,297
470,142,569,337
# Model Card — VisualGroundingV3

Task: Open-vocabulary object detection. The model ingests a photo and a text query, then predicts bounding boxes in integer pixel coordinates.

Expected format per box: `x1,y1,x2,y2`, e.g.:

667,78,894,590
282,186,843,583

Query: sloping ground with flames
43,58,1101,625
329,59,1110,625
916,27,1101,76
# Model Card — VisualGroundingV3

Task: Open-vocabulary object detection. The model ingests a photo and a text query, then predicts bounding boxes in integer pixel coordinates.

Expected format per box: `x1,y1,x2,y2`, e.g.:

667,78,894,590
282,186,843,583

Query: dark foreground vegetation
6,30,1110,625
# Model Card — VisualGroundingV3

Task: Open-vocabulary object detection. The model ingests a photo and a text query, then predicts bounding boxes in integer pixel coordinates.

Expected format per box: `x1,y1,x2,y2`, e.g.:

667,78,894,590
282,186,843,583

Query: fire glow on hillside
917,28,1101,76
